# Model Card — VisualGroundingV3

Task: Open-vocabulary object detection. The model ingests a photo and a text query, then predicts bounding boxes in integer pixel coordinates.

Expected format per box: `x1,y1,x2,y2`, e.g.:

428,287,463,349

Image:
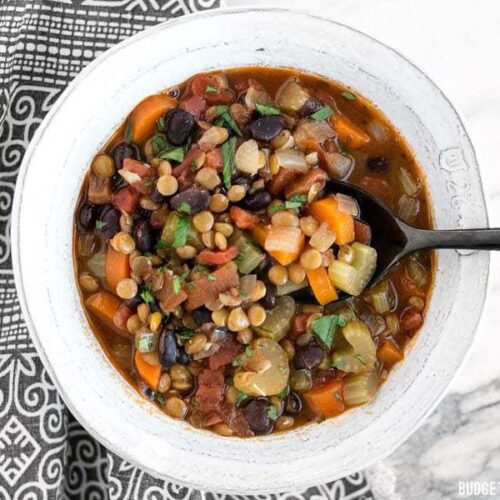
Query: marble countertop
223,1,500,497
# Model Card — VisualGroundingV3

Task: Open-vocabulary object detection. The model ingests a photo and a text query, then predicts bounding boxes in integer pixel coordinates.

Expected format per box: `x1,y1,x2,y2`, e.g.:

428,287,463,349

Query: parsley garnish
95,220,107,231
192,264,210,274
173,271,189,294
277,388,289,400
155,240,171,251
177,202,191,214
190,399,200,408
340,91,356,101
215,105,242,137
232,356,244,367
190,160,198,172
267,406,280,420
176,330,195,341
285,194,308,210
160,147,185,163
173,215,190,248
244,346,252,357
207,274,217,282
312,314,346,349
221,136,236,190
156,116,166,132
311,106,333,121
153,392,165,405
268,202,285,214
205,85,217,94
140,286,154,304
235,391,248,405
255,102,281,116
151,133,169,156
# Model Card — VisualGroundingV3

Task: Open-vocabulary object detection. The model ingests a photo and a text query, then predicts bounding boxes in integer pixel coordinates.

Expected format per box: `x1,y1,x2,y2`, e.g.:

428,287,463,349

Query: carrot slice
129,93,176,144
105,246,130,291
135,351,161,390
229,206,259,230
251,224,305,266
306,267,338,305
85,291,128,336
304,379,345,418
331,114,370,149
377,340,404,365
309,197,355,245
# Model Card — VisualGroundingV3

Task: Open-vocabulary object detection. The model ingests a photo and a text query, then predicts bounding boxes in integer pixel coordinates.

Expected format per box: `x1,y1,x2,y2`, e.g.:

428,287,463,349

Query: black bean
170,188,210,214
243,189,272,211
232,176,254,189
294,345,324,370
244,399,274,434
133,219,155,253
79,203,97,229
113,141,140,170
249,115,285,142
192,307,212,327
285,392,303,415
150,188,165,204
298,97,323,117
124,294,142,308
165,109,195,146
96,205,120,240
159,329,178,368
367,156,389,172
260,281,277,310
176,347,191,365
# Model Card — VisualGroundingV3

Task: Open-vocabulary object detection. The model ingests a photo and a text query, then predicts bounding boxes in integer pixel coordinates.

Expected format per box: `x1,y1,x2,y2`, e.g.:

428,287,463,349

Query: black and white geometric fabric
0,1,375,498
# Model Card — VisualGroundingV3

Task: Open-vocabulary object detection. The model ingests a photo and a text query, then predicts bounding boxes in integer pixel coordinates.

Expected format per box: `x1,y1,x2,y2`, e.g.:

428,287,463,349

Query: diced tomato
208,337,243,371
112,186,141,213
197,246,239,266
113,303,134,332
354,219,372,244
400,307,423,335
289,313,310,340
190,74,234,105
157,271,188,313
180,95,206,119
172,146,201,190
359,176,390,199
268,167,300,196
195,368,225,413
229,206,258,230
220,402,252,437
122,158,151,177
204,149,223,170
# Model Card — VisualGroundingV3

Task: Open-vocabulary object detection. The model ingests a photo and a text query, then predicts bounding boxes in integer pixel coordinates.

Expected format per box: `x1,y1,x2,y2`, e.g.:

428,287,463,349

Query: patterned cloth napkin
0,1,374,498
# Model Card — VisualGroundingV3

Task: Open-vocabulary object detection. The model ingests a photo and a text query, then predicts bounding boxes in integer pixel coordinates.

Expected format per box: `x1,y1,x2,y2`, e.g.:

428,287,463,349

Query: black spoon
291,179,499,303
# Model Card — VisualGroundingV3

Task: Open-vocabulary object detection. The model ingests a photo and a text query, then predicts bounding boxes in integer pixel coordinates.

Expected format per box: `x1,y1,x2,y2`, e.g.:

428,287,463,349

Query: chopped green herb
338,314,348,327
143,179,153,188
268,202,286,214
140,286,154,304
186,282,196,291
278,365,287,373
354,353,367,365
176,330,195,341
332,359,345,370
190,399,200,408
190,160,198,172
222,136,237,190
155,240,171,251
256,102,281,116
267,406,280,420
156,116,166,132
239,288,248,298
232,356,244,367
207,274,217,282
153,392,165,405
285,194,308,210
244,346,252,357
192,264,210,274
216,105,242,137
312,314,343,349
311,106,333,121
341,91,357,101
277,388,289,400
215,105,229,114
226,377,234,386
160,147,185,163
152,134,169,156
173,271,189,294
235,391,248,405
173,215,190,248
177,202,191,214
95,220,107,231
205,85,217,94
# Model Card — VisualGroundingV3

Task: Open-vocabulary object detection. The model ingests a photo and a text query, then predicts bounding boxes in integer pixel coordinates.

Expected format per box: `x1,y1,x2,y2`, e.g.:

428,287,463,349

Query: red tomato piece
180,95,206,118
197,245,239,266
112,186,141,213
229,206,259,230
190,74,234,105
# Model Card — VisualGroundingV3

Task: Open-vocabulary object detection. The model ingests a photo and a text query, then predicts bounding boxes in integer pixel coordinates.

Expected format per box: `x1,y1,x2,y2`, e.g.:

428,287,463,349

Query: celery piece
161,212,202,249
253,296,296,342
86,250,106,279
230,229,265,274
343,370,379,406
350,242,377,292
276,279,308,296
366,279,396,314
328,260,360,296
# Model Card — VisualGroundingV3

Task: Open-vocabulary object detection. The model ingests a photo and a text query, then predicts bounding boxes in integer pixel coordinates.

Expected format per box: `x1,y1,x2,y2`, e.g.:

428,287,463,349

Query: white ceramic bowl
12,7,489,494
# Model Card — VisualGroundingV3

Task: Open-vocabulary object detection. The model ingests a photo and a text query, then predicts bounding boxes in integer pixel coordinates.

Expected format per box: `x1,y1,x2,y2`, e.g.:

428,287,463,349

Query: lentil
164,396,188,419
268,265,288,286
116,279,138,300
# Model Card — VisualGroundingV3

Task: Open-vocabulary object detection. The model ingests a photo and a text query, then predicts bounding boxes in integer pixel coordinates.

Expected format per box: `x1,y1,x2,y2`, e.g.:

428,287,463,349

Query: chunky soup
74,67,433,437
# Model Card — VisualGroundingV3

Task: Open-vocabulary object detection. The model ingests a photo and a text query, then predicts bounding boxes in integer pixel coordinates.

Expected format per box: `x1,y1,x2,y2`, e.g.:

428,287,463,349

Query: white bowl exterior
12,8,489,493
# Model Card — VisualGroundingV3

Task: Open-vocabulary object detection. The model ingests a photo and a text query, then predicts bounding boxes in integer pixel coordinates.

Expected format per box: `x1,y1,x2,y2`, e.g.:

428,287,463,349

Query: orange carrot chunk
304,379,345,418
331,114,370,149
85,291,128,336
306,267,338,305
230,206,259,230
105,246,131,292
309,197,355,245
135,351,161,390
264,225,305,266
129,94,176,144
377,340,404,365
252,224,305,266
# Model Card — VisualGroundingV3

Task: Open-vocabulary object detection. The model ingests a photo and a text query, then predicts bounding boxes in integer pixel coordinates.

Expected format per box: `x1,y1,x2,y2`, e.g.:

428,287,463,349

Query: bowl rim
11,6,490,493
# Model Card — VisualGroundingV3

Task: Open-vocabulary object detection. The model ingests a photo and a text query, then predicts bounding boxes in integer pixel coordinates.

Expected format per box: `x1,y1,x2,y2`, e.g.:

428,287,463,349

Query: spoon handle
407,228,500,252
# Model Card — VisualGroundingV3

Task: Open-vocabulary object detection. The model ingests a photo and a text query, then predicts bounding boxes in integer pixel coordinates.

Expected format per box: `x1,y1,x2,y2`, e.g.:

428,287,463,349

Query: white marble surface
222,1,500,497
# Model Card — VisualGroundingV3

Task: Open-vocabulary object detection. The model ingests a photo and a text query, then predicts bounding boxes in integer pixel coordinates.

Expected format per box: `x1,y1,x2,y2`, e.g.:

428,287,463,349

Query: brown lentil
213,423,234,436
157,174,179,196
271,210,299,227
227,307,250,332
91,154,115,178
79,272,98,292
213,222,233,237
276,416,294,430
157,159,172,176
185,333,208,355
126,314,141,334
280,339,296,360
408,296,425,311
193,210,215,233
201,230,215,249
158,373,172,393
300,216,320,237
300,249,322,270
149,312,163,333
237,328,253,344
111,231,136,254
175,245,197,259
287,263,306,285
211,309,228,327
247,304,266,327
195,167,221,190
210,193,229,213
227,184,246,202
119,212,134,233
214,232,228,251
137,303,150,324
116,278,138,300
268,265,288,286
164,396,188,419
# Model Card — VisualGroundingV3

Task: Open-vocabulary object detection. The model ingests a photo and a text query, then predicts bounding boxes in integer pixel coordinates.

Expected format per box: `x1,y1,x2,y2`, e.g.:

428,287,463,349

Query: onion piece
274,148,309,173
397,167,420,196
322,151,354,179
398,194,420,222
118,169,142,185
406,258,429,288
343,370,379,405
366,119,390,143
276,279,308,296
245,86,273,111
336,193,360,217
293,118,335,150
265,226,303,254
235,139,261,174
193,342,220,361
276,78,310,115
